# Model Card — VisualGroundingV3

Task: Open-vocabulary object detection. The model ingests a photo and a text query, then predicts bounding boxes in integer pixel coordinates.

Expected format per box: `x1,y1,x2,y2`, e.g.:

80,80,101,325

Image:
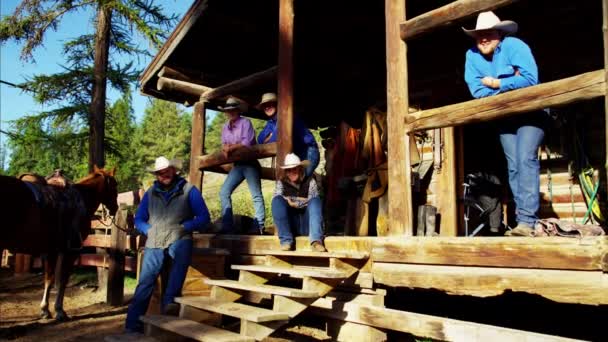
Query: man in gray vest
125,156,210,333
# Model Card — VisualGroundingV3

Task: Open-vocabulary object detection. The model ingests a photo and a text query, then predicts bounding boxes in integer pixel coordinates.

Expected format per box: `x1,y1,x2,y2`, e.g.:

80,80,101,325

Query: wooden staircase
140,249,370,341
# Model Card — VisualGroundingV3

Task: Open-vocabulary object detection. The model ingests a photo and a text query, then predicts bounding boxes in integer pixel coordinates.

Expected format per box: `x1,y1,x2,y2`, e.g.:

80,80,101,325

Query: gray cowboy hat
462,11,518,37
219,96,248,112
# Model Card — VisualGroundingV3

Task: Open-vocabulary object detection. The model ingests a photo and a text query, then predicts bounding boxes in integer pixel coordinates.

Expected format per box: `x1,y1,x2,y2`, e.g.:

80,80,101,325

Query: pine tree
0,0,176,172
106,89,139,191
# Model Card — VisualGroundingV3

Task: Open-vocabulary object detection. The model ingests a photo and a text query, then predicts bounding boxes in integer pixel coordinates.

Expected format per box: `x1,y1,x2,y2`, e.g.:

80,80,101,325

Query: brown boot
505,223,534,237
311,241,327,252
280,243,294,251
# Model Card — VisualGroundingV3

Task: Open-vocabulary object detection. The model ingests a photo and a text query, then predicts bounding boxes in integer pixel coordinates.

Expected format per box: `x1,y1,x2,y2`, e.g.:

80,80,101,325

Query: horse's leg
54,253,77,321
40,254,57,319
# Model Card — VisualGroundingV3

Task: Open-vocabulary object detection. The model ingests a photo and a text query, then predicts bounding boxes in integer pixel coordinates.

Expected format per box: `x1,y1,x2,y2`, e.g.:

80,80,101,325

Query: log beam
603,0,608,196
197,143,277,169
372,262,608,305
400,0,521,41
385,0,412,236
277,0,294,174
157,77,212,98
189,101,207,190
199,66,277,101
408,70,607,132
204,163,276,180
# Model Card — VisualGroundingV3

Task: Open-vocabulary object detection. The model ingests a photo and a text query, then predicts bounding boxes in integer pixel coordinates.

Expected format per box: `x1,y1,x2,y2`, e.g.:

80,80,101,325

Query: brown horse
0,166,118,320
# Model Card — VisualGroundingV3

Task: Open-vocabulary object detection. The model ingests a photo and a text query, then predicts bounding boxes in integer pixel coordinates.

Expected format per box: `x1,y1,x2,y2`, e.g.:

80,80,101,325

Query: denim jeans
220,162,265,232
304,146,320,177
499,118,545,227
272,196,324,245
125,238,192,332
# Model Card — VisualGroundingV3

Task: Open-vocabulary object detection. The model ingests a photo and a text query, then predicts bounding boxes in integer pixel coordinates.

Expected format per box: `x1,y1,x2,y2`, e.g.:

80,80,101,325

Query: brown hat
256,92,278,110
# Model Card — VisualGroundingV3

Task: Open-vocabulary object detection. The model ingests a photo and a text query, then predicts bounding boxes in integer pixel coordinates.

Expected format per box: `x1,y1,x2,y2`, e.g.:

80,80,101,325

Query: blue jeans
303,146,320,177
125,239,192,332
499,119,544,227
220,162,265,232
272,196,324,245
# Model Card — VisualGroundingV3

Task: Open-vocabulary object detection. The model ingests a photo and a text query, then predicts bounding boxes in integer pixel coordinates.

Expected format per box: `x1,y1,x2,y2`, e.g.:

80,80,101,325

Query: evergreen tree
106,89,139,191
0,0,176,172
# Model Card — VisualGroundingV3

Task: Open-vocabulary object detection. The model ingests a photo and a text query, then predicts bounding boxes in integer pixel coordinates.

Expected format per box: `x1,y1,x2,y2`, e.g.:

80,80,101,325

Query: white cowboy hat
147,156,183,173
219,96,248,112
462,11,518,37
256,92,278,109
280,153,310,169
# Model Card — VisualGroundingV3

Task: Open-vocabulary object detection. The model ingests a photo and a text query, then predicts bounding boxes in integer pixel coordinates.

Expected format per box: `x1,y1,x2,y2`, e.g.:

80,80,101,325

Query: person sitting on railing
256,92,320,177
218,96,266,234
463,11,545,236
272,153,326,252
125,156,210,333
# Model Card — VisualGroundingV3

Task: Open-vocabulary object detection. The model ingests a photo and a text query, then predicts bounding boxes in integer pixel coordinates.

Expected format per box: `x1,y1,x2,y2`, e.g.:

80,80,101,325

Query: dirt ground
0,268,332,342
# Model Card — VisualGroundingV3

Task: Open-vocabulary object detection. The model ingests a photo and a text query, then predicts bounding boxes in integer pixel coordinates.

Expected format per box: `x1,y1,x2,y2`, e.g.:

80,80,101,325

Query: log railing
400,0,521,41
198,142,277,169
407,70,607,133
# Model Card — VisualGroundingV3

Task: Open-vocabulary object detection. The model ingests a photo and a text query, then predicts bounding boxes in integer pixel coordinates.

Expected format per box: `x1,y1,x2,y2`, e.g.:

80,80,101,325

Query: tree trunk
89,5,112,172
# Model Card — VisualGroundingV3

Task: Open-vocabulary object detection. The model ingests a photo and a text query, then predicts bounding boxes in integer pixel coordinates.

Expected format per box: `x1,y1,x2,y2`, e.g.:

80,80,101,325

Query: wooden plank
371,237,608,270
408,70,607,132
157,77,212,97
107,208,127,306
140,314,253,342
204,164,276,180
104,332,159,342
189,101,207,190
603,0,608,197
277,0,294,175
231,264,349,279
400,0,520,41
385,0,412,236
199,66,277,101
437,128,458,236
78,254,137,272
307,298,584,342
372,262,608,305
205,279,319,298
327,320,387,342
198,143,277,169
249,249,369,259
83,234,111,248
175,297,289,323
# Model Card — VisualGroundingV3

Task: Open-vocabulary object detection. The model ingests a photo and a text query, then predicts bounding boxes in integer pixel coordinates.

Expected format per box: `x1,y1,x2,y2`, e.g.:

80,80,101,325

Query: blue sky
0,0,193,164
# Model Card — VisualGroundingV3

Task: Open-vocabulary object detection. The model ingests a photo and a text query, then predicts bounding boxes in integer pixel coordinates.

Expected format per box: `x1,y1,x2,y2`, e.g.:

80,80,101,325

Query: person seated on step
256,92,320,177
218,96,266,235
272,153,326,252
125,156,210,333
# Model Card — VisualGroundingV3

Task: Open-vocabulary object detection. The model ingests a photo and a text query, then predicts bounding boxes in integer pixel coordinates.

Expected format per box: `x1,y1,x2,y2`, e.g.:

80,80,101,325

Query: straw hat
462,11,518,37
256,92,278,109
280,153,310,169
147,156,182,173
219,96,248,112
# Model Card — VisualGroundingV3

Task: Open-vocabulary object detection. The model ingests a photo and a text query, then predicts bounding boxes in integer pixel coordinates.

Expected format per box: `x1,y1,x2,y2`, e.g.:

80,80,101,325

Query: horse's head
92,166,119,216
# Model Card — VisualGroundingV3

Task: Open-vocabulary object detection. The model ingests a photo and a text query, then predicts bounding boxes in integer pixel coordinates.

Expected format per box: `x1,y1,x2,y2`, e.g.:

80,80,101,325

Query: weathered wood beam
308,298,583,342
199,66,278,101
277,0,294,175
204,164,277,180
157,77,212,98
408,70,607,133
372,262,608,305
436,128,458,236
400,0,521,41
158,66,205,85
189,101,207,190
197,143,277,169
603,0,608,196
371,237,608,271
385,0,413,236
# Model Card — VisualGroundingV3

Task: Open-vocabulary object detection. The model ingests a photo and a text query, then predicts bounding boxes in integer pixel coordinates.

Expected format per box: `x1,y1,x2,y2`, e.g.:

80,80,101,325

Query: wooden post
189,101,207,190
277,0,294,173
385,0,412,236
437,128,458,236
107,208,126,306
603,0,608,196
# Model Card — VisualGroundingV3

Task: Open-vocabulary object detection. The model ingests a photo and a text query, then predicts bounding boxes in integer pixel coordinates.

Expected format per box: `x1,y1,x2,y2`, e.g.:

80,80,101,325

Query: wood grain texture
400,0,521,41
197,143,277,169
156,77,212,97
409,70,606,132
199,66,277,101
189,101,206,189
277,0,294,174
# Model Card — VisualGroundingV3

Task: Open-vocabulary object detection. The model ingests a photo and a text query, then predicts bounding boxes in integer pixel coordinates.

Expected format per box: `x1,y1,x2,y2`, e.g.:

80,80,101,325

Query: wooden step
104,332,159,342
193,247,230,256
250,249,369,259
232,264,349,279
176,297,289,323
205,279,320,298
140,315,253,342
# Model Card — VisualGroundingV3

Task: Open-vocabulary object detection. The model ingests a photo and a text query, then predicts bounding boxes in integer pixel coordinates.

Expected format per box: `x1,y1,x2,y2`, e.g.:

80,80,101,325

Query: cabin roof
140,0,604,128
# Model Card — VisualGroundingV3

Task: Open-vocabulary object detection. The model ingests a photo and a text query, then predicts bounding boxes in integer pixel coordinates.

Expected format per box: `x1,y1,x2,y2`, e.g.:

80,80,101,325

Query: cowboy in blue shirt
256,92,320,177
463,11,544,236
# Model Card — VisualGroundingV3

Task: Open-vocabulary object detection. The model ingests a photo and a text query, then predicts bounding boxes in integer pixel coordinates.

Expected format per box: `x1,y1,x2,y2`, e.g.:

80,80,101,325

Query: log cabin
135,0,608,341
